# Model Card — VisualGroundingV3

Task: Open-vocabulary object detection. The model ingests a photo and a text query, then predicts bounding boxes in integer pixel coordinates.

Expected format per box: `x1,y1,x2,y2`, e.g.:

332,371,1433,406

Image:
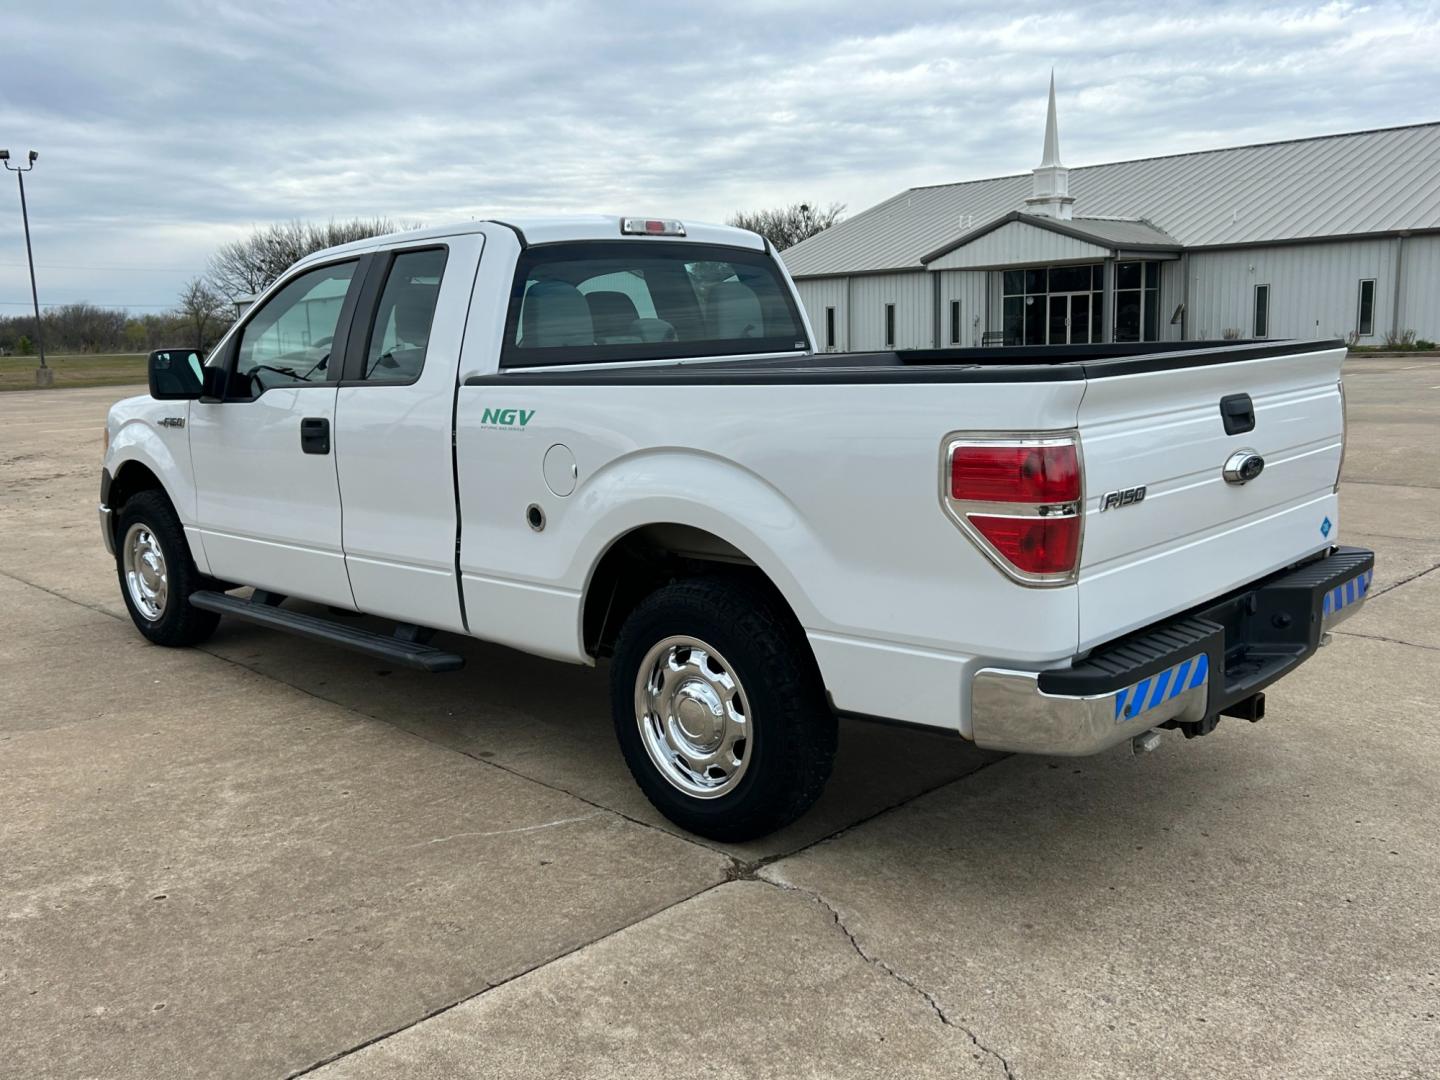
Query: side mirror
199,363,229,403
148,349,205,400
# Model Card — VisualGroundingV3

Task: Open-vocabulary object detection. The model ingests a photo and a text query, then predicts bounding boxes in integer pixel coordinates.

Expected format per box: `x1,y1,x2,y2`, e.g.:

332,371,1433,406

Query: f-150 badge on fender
1099,486,1146,511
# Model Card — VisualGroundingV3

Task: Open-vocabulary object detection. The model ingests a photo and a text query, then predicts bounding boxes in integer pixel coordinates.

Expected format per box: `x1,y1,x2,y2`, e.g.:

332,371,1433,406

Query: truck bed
468,339,1342,385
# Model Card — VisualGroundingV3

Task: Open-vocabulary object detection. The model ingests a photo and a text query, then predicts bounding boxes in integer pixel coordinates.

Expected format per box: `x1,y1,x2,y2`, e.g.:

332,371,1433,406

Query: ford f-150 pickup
99,216,1375,840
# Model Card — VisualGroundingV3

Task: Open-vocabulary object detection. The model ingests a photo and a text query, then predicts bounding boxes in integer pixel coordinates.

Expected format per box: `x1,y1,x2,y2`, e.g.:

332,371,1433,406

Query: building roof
782,122,1440,278
921,213,1179,264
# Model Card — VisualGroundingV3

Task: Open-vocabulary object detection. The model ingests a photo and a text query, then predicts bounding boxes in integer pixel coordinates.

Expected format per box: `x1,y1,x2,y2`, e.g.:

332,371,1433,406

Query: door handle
300,417,331,455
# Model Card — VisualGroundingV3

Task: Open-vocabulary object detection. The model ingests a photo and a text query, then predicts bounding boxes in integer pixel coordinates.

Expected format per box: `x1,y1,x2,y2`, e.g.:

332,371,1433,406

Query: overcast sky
2,0,1438,313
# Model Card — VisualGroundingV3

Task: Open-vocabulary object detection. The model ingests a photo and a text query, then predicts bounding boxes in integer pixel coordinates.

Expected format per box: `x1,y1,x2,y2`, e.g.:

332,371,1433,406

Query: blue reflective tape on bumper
1322,568,1372,619
1115,653,1208,721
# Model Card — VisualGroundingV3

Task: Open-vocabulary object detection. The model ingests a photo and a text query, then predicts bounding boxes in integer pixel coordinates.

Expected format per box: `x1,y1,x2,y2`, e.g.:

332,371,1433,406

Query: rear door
1075,344,1345,649
332,233,483,632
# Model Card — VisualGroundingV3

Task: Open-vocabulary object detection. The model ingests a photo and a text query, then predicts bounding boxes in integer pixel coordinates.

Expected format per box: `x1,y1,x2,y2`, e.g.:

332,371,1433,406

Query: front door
189,257,365,608
1046,292,1091,345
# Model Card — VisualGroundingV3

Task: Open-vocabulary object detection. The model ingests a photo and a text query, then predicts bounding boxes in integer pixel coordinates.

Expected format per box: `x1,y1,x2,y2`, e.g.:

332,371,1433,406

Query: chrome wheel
122,522,168,621
634,636,751,799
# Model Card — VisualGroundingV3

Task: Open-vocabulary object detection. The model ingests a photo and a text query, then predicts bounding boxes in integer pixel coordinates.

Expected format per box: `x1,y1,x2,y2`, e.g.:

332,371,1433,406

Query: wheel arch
104,430,207,573
580,522,815,666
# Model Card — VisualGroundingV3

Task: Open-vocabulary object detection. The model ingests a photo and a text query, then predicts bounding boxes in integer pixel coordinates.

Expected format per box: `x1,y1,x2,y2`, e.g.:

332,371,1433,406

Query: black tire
114,489,220,647
610,576,837,841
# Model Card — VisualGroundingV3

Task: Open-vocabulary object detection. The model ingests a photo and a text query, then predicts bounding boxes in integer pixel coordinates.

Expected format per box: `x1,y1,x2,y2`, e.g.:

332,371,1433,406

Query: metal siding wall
795,278,849,351
1160,259,1183,341
1398,234,1440,342
848,272,931,350
935,270,988,347
1187,239,1395,343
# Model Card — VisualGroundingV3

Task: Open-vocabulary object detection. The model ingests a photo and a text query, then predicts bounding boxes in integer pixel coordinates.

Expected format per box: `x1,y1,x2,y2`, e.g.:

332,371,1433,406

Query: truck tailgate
1076,344,1345,650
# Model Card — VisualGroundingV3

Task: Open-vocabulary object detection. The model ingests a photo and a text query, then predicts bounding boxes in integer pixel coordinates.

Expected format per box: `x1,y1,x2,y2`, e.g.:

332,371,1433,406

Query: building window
884,303,896,347
825,306,836,350
1113,261,1161,343
1254,284,1270,338
1357,279,1375,337
949,300,961,345
1002,264,1102,346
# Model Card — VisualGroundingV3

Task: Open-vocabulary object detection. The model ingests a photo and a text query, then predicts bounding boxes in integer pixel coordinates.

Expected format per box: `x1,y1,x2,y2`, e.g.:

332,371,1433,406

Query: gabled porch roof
920,211,1182,271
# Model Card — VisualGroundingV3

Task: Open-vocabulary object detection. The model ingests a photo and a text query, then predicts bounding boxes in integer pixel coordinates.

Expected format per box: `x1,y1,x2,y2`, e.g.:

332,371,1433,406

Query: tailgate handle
1219,393,1255,435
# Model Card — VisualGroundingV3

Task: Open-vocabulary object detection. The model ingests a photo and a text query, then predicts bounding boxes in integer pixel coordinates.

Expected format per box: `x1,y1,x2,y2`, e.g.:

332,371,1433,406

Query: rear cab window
502,241,810,367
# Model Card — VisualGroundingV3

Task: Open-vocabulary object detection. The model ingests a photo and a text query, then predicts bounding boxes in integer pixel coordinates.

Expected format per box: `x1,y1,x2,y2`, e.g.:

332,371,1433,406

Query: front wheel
114,490,220,647
610,577,837,841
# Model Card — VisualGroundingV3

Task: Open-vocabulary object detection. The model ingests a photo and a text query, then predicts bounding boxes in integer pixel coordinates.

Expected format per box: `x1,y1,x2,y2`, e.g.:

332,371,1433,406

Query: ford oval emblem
1223,449,1265,485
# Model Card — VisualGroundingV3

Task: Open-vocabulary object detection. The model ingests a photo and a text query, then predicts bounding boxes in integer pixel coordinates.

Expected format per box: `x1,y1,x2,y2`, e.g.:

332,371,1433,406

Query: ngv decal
481,407,535,429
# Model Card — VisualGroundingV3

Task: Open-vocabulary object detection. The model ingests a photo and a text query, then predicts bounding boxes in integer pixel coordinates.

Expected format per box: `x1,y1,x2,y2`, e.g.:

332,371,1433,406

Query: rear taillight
951,444,1079,503
942,435,1083,585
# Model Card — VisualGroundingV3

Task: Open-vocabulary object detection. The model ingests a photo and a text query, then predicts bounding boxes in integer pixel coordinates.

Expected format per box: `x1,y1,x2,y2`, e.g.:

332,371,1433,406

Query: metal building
782,77,1440,352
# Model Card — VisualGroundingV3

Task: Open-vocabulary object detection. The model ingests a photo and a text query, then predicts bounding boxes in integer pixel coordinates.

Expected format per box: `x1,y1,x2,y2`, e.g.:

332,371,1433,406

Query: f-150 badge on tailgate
1099,486,1146,511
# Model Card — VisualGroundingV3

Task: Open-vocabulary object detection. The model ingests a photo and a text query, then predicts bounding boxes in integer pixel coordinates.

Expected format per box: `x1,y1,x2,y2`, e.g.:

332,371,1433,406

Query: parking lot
2,356,1437,1079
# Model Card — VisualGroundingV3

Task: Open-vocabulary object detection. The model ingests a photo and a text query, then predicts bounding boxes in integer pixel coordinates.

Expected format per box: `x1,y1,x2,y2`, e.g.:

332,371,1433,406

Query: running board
189,591,465,672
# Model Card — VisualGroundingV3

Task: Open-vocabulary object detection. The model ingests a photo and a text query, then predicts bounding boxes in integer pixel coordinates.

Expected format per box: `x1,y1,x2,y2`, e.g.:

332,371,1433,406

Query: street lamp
1,149,50,386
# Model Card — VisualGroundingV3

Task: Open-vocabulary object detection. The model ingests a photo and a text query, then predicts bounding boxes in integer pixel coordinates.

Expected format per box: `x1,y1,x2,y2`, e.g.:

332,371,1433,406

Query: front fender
106,423,195,521
103,402,204,570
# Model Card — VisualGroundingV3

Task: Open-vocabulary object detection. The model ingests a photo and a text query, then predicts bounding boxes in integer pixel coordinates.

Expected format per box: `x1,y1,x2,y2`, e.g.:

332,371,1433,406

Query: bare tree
727,202,845,251
206,217,417,301
177,278,231,350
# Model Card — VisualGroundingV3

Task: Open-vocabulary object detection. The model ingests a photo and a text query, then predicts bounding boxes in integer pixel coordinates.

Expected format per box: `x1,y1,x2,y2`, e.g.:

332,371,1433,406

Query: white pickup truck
100,216,1374,839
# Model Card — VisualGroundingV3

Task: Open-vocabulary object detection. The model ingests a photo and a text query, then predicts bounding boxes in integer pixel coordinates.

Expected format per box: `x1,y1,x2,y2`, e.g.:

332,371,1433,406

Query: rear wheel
114,490,220,647
611,576,836,841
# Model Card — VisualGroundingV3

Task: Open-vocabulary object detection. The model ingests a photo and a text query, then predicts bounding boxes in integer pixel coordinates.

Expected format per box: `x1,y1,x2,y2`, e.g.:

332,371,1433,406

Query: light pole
1,149,50,387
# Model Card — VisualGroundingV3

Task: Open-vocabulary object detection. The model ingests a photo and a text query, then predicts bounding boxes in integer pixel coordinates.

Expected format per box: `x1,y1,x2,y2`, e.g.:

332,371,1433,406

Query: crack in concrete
1369,560,1440,599
1341,478,1440,490
758,874,1017,1080
405,812,604,847
1334,628,1440,652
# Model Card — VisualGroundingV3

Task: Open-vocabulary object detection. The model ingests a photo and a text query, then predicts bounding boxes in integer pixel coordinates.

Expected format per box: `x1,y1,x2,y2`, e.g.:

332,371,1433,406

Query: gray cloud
2,0,1437,312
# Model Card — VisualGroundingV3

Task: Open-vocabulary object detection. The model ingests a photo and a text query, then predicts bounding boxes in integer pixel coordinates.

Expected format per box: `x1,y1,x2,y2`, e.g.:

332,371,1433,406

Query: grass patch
0,353,149,391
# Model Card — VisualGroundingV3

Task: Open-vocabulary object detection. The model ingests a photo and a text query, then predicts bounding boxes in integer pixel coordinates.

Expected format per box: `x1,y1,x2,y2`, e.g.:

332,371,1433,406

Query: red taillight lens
951,444,1079,503
967,515,1081,576
944,436,1083,582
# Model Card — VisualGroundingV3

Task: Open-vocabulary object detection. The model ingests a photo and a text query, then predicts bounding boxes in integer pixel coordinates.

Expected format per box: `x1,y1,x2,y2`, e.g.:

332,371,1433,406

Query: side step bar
189,591,465,672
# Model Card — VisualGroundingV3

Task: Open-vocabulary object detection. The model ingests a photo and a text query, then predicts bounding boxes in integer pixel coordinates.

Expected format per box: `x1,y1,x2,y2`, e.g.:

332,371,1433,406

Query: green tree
17,335,32,356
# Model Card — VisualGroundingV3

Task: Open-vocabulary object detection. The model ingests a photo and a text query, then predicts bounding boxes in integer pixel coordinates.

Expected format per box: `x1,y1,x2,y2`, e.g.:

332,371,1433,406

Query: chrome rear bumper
971,546,1373,757
973,655,1208,755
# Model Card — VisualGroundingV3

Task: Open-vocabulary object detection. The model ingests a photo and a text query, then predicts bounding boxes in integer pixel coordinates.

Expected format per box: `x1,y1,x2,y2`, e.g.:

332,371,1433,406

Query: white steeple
1024,71,1075,220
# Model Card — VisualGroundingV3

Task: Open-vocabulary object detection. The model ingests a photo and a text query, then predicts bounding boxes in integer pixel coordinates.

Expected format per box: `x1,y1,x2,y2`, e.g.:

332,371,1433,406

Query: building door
1047,292,1091,345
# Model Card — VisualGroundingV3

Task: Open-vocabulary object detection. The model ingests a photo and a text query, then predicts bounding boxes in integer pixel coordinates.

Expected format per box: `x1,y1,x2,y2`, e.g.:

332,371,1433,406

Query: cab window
503,241,809,367
234,261,356,396
362,248,448,383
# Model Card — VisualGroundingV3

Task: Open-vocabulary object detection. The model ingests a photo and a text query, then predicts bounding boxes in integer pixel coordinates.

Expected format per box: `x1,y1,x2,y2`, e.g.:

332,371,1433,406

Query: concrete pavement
1,360,1437,1078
